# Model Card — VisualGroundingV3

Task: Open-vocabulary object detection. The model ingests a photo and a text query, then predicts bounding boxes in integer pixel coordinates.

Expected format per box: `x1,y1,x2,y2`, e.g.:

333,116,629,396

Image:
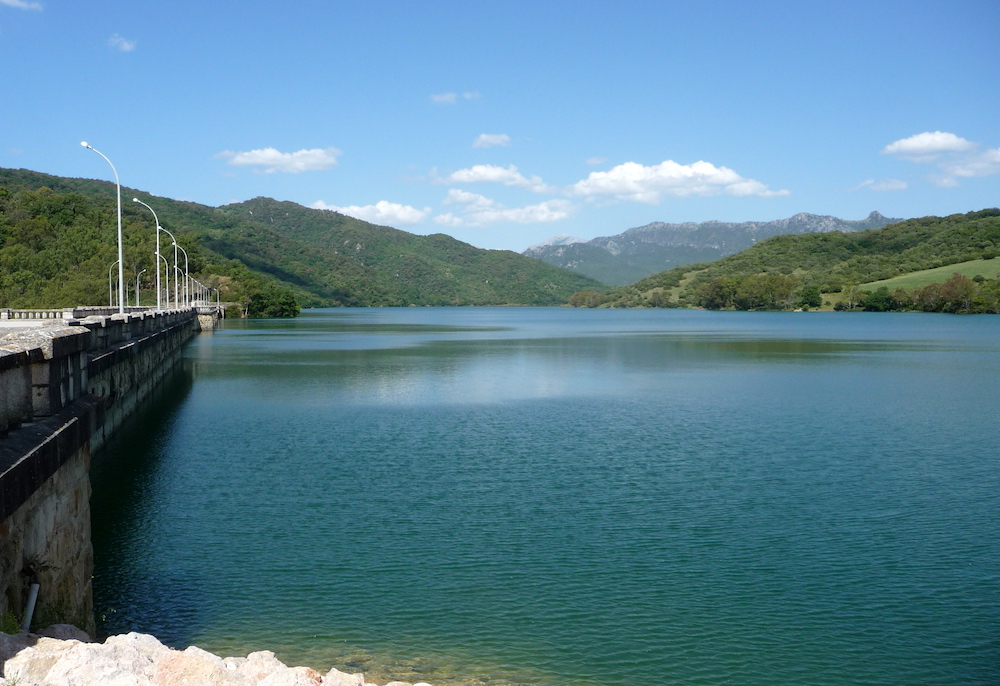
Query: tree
647,289,675,308
941,273,976,312
733,273,798,310
864,286,894,312
246,284,300,317
799,284,822,308
840,283,865,310
696,277,738,309
568,290,604,307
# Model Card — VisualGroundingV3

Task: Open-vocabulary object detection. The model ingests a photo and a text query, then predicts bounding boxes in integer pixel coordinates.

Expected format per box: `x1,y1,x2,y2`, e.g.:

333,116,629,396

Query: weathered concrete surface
0,630,430,686
0,308,217,636
0,444,93,635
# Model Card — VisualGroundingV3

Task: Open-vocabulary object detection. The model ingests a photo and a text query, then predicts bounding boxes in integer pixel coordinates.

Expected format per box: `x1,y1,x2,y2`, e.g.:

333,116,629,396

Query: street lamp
82,142,124,314
157,253,171,308
108,259,119,307
132,198,163,311
135,268,146,307
174,243,189,307
159,226,180,306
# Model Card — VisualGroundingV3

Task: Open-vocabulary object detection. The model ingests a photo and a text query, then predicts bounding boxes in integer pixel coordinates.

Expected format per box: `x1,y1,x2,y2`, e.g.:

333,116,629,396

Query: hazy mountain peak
525,234,587,253
523,211,904,286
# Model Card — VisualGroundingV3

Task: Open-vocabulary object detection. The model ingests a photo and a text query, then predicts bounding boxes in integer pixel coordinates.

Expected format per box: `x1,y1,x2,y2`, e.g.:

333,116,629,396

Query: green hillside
572,209,1000,313
861,257,1000,291
0,168,604,310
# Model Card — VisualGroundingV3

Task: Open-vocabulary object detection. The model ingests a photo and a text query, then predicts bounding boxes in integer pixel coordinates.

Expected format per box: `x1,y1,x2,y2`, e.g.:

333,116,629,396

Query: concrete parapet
0,307,203,634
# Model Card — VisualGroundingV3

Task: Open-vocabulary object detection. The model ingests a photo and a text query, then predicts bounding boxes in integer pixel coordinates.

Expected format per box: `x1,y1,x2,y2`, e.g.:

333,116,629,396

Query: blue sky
1,0,998,251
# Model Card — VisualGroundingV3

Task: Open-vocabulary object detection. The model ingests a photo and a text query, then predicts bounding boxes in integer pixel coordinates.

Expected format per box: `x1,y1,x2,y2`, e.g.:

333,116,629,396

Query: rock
0,631,35,664
237,650,288,681
153,648,249,686
0,631,435,686
224,656,249,671
4,636,79,684
259,666,323,686
321,667,365,686
37,624,93,642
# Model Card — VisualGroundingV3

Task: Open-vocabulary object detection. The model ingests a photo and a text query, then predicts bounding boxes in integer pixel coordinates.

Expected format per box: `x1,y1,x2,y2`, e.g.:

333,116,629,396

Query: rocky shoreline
0,626,431,686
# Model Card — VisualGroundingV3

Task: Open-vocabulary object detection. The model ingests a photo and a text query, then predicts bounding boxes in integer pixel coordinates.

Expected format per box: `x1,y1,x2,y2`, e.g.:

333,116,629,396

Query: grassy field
861,258,1000,291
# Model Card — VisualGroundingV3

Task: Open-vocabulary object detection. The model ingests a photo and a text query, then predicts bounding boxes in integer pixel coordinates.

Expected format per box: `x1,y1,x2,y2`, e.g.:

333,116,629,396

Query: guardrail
0,307,149,321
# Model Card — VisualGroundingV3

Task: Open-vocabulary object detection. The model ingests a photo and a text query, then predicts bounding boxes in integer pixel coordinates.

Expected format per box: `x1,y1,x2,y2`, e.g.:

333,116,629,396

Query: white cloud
586,157,607,165
445,164,553,193
882,131,975,161
312,200,431,225
940,147,1000,179
570,160,789,203
856,178,908,192
472,133,511,149
929,175,961,188
443,188,495,209
438,189,573,226
217,147,341,173
433,213,464,227
1,0,42,9
882,132,1000,186
430,91,479,104
107,33,136,52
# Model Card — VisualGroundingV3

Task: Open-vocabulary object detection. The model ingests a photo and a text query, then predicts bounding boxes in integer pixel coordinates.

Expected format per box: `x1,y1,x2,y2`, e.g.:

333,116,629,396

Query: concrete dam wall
0,309,213,636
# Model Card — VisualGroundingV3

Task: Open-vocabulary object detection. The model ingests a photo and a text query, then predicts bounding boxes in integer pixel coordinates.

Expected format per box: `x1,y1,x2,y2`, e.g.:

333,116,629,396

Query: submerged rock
0,629,420,686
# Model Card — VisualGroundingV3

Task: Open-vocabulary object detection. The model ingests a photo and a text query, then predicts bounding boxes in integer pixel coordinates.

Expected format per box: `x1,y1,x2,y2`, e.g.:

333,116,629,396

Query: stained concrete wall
0,308,214,634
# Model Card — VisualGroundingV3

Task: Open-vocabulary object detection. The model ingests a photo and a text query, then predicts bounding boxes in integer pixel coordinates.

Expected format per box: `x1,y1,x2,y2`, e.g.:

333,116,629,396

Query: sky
1,0,998,251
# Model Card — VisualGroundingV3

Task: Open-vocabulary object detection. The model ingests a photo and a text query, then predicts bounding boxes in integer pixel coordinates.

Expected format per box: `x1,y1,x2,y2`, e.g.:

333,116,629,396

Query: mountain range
524,212,903,285
0,168,604,310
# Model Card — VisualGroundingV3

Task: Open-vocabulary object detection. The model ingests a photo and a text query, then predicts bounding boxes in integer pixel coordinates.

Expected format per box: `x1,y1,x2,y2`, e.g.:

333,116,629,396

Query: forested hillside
0,168,603,310
571,209,1000,313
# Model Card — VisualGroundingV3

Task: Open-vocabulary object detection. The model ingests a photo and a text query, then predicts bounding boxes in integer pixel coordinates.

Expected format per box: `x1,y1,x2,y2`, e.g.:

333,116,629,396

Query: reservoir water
91,308,1000,686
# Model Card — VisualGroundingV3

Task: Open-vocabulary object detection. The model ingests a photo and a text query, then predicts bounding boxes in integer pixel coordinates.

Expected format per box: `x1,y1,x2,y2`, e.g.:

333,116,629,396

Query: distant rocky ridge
524,212,903,285
0,627,430,686
523,233,586,252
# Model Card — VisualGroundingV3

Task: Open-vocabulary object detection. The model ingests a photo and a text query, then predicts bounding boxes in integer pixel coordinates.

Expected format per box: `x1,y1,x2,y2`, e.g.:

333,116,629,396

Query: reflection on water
92,309,1000,686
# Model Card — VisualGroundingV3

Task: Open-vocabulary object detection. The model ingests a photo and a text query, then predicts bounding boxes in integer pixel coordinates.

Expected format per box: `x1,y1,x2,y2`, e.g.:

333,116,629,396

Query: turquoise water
91,308,1000,685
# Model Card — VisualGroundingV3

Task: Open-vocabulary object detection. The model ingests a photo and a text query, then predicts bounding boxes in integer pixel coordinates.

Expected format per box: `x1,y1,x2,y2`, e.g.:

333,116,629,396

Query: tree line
0,184,300,316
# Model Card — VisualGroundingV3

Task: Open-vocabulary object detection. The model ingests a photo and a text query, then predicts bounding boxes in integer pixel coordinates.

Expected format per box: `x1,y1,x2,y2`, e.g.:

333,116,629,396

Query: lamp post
159,226,180,306
175,243,189,307
157,253,171,308
132,198,163,311
108,259,119,307
82,142,124,314
135,268,146,307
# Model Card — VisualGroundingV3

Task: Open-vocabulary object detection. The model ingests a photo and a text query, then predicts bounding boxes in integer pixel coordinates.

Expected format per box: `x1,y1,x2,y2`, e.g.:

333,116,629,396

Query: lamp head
132,197,139,203
80,141,89,148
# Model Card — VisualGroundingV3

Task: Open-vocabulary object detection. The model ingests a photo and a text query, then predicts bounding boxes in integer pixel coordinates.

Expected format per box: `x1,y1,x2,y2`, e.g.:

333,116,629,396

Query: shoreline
0,626,433,686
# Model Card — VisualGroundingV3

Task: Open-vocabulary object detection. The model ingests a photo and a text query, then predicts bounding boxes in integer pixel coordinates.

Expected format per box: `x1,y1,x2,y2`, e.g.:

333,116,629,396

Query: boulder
321,667,365,686
0,631,433,686
37,625,93,643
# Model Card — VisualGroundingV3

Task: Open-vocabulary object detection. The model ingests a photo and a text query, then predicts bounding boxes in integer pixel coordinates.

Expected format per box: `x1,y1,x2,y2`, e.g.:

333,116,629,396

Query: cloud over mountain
217,147,341,174
437,189,572,226
570,160,789,203
312,200,430,225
